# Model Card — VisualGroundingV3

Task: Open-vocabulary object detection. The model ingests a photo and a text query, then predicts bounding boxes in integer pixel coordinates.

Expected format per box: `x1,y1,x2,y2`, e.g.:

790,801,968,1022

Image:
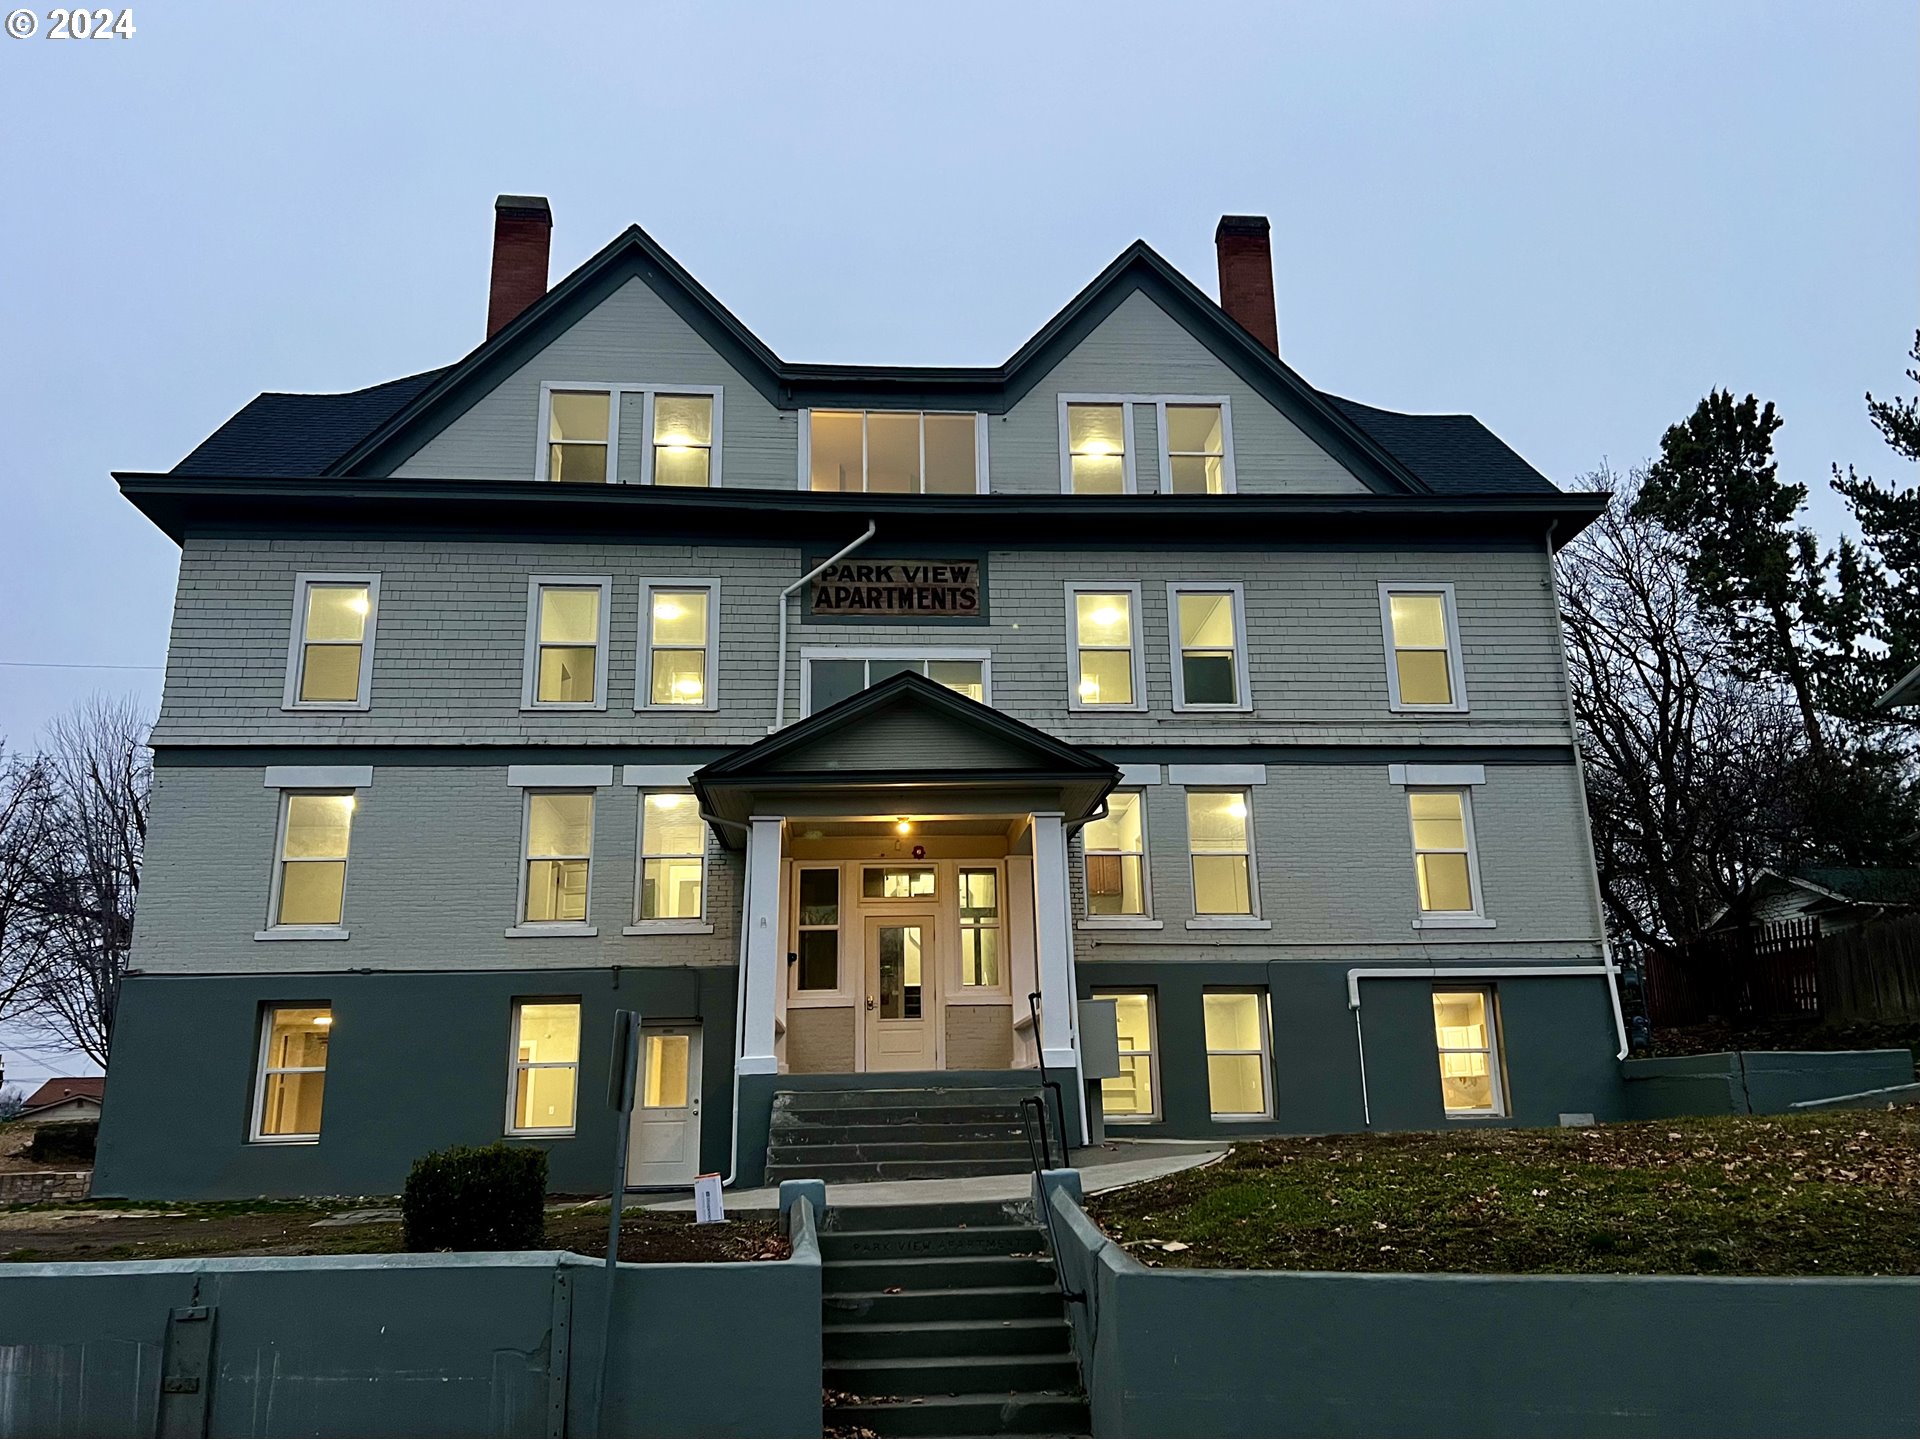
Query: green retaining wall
0,1203,820,1439
1047,1185,1920,1438
1620,1049,1918,1119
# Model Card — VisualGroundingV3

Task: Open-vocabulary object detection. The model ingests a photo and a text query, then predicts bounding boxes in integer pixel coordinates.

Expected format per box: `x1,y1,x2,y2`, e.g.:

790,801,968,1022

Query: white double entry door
625,1023,702,1188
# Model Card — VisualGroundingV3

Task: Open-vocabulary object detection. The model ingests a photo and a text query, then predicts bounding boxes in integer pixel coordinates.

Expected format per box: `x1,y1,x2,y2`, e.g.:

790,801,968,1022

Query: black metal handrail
1019,1094,1085,1305
1027,990,1072,1167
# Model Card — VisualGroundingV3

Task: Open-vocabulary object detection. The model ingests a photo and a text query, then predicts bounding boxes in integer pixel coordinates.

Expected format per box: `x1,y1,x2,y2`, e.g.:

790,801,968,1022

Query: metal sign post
596,1008,641,1438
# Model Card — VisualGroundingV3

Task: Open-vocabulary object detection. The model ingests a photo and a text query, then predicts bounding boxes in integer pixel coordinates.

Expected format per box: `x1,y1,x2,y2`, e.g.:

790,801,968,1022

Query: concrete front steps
820,1201,1088,1438
764,1083,1035,1185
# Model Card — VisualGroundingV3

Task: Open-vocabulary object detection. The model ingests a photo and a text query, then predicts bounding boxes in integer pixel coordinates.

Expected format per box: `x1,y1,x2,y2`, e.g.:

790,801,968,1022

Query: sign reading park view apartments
808,558,983,619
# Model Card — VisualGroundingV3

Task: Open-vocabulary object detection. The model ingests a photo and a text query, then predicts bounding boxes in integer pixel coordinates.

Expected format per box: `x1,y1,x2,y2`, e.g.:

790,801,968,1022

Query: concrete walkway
642,1138,1225,1213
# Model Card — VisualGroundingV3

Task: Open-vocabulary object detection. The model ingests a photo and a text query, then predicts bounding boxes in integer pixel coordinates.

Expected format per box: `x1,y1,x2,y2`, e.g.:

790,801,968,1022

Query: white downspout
701,806,752,1188
772,521,877,732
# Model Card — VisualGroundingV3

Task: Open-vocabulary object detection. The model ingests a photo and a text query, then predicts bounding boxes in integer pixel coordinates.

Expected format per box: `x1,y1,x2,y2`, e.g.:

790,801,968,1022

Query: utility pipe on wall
772,520,878,732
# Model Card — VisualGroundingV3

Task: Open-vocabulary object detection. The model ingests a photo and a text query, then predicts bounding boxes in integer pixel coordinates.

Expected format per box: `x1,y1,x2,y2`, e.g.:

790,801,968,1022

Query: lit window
547,390,610,483
959,868,1001,988
1187,790,1254,916
1381,586,1464,710
1433,988,1504,1116
273,793,354,928
794,868,841,992
645,586,714,708
508,1000,580,1134
253,1005,330,1141
523,791,593,924
287,578,376,708
643,1032,691,1108
638,792,705,922
806,411,980,494
1070,588,1139,708
650,394,714,488
863,866,935,899
1097,991,1157,1119
1409,789,1480,915
527,580,607,708
1163,403,1230,494
1171,586,1245,708
1083,791,1148,917
1065,403,1128,494
1204,991,1272,1118
804,655,986,714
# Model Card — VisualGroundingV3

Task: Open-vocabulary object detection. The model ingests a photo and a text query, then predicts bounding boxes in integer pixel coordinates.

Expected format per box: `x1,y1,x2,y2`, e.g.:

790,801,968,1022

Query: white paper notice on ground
693,1173,724,1223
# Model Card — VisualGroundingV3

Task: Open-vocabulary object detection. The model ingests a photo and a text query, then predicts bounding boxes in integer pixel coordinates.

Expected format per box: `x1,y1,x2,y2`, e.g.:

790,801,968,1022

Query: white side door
627,1023,703,1188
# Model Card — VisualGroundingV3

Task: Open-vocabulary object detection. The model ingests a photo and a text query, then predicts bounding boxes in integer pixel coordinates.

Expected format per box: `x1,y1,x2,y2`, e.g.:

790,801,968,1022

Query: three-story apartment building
94,199,1627,1199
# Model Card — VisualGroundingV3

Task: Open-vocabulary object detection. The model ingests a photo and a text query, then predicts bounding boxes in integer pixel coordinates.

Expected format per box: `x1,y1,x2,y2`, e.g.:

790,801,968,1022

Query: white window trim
1166,582,1253,713
796,409,991,494
504,997,583,1137
789,862,851,1007
249,1003,330,1145
522,575,613,712
797,646,993,716
1095,988,1160,1123
637,579,720,713
1154,397,1238,495
1434,984,1508,1118
628,790,713,934
535,383,725,486
1057,395,1139,495
1403,784,1493,929
1379,582,1469,714
1184,786,1264,925
1064,582,1147,713
955,861,1009,994
508,788,599,938
1203,988,1274,1120
281,573,380,712
1081,789,1153,924
258,790,355,942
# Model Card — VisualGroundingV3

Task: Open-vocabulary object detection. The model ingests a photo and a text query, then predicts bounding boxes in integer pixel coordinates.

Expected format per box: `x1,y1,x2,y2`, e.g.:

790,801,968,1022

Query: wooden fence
1645,912,1920,1027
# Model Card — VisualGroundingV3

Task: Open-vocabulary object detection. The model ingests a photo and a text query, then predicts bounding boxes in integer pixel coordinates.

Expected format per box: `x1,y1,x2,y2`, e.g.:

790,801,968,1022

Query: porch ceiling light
895,817,913,835
314,1014,334,1027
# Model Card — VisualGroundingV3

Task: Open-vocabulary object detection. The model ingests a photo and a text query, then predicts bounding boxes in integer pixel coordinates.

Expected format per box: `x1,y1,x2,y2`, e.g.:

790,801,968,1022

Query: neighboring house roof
165,224,1558,499
20,1077,105,1112
1708,866,1920,930
1879,661,1920,710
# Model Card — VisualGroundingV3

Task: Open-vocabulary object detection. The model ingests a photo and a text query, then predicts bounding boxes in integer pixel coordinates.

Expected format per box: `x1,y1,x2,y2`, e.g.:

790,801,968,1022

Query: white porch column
1029,811,1080,1074
738,815,784,1076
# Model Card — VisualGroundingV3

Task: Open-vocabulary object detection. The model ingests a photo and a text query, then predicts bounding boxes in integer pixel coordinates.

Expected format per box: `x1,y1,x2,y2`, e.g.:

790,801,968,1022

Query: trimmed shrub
402,1142,547,1252
27,1121,97,1164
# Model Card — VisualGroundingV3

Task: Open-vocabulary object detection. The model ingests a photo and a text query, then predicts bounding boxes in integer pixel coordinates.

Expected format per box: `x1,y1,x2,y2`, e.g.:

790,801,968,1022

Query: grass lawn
1088,1106,1920,1277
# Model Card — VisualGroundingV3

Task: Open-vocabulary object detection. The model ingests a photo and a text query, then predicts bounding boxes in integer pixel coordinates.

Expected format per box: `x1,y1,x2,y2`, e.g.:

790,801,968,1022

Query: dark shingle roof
1322,396,1559,495
171,369,446,477
1790,867,1920,907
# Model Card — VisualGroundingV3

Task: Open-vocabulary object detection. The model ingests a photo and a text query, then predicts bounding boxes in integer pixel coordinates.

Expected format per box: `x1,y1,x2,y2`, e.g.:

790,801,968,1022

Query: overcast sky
0,1,1914,1080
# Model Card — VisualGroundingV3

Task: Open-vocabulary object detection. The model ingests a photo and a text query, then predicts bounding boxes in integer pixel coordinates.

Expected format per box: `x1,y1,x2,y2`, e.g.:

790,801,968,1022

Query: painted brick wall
945,1003,1016,1068
785,1007,855,1073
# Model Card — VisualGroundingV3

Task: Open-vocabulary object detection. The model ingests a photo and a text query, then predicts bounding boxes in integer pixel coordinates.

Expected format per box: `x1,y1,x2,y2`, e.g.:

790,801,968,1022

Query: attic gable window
546,390,610,483
803,411,984,494
1160,401,1235,494
538,385,724,486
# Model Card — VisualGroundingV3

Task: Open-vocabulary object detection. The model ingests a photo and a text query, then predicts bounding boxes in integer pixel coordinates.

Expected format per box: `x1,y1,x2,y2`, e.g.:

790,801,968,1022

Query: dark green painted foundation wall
93,967,737,1200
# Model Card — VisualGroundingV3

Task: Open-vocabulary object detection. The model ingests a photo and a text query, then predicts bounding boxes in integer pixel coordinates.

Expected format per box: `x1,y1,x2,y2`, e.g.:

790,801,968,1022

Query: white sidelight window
252,1004,332,1142
1168,584,1249,710
524,578,611,709
270,792,356,930
793,868,842,994
1066,584,1144,710
641,583,717,709
544,389,612,483
1096,990,1158,1120
1432,987,1505,1116
648,393,717,487
804,410,985,494
507,1000,581,1134
636,792,706,924
1380,584,1467,711
1186,789,1255,916
1204,990,1272,1119
1082,790,1149,918
1158,401,1235,494
1407,788,1483,918
1062,400,1133,494
802,650,989,715
284,575,378,709
520,791,594,927
958,867,1003,989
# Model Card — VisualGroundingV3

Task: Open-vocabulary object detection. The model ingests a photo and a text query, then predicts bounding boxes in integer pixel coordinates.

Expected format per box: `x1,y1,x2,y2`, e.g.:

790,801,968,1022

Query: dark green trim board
92,967,737,1200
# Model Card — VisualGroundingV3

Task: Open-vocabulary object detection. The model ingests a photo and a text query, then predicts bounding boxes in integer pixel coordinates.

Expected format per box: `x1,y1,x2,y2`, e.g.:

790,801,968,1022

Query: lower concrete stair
820,1201,1088,1437
765,1084,1034,1185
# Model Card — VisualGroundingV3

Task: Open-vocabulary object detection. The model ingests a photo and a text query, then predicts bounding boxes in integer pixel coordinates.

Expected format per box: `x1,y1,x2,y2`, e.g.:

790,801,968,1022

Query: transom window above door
806,411,985,494
802,652,988,714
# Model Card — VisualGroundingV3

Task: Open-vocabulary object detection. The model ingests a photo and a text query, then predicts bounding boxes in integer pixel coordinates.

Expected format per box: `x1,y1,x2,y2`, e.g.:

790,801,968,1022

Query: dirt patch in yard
1088,1106,1920,1276
0,1122,93,1176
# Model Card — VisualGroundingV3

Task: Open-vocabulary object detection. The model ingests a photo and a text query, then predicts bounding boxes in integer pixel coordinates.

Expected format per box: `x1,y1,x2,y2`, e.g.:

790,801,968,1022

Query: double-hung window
1159,401,1234,494
793,868,842,995
525,578,611,709
539,386,722,486
649,393,717,487
802,651,988,715
507,1000,581,1134
284,575,378,709
958,867,1002,989
1380,584,1467,711
1067,584,1143,710
269,792,356,931
1187,789,1255,917
521,791,594,927
1204,990,1272,1119
1082,790,1149,918
636,792,706,925
805,411,984,493
1407,787,1484,920
641,583,717,709
1433,987,1505,1116
1062,401,1132,494
545,389,611,483
252,1004,331,1142
1096,990,1158,1120
1168,584,1248,710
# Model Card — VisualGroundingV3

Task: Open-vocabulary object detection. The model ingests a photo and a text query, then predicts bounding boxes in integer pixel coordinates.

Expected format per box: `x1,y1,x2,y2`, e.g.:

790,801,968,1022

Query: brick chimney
487,195,552,338
1214,215,1279,355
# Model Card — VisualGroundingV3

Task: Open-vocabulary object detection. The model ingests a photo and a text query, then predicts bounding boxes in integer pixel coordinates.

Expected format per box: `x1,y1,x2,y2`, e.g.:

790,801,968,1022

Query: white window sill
1067,704,1149,715
1078,917,1164,931
250,1135,319,1146
254,927,350,942
1445,1111,1508,1122
1187,917,1273,931
1209,1113,1275,1123
623,921,715,936
787,995,855,1010
1170,705,1255,716
280,702,371,714
505,924,599,938
635,705,720,715
518,704,608,714
1387,705,1471,716
1415,916,1497,930
506,1129,577,1139
1104,1115,1159,1125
